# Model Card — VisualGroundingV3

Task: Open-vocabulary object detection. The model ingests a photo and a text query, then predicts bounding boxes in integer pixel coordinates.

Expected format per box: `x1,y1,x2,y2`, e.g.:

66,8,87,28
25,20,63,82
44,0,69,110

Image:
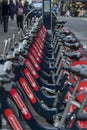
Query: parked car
32,2,42,9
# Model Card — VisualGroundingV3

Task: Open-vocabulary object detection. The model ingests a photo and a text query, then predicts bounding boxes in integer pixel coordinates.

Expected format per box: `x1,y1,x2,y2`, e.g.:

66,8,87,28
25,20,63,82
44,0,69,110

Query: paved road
58,16,87,46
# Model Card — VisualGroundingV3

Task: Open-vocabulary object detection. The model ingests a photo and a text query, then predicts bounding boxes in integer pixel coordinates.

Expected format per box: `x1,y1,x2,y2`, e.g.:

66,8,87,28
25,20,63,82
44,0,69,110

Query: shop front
70,0,87,16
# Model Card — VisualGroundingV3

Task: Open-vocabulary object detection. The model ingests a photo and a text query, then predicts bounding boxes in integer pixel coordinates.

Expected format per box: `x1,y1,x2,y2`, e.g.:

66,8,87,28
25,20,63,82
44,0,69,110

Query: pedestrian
24,0,29,15
79,8,85,17
15,0,24,30
24,0,29,27
2,0,10,32
9,0,16,20
65,9,71,17
0,2,2,23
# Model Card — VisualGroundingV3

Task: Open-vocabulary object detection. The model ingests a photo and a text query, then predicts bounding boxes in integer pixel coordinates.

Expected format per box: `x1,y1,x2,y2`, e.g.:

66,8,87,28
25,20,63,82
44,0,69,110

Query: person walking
79,8,85,17
0,2,2,23
15,0,24,29
24,0,29,15
65,9,71,17
2,0,10,32
9,0,16,20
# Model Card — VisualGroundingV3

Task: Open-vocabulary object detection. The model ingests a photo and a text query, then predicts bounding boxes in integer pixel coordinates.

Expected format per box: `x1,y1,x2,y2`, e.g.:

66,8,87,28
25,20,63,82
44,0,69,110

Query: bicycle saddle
62,64,82,73
64,52,83,60
63,36,77,43
63,64,87,78
63,42,80,50
77,113,87,120
56,20,67,24
55,30,70,37
55,33,65,39
63,31,70,36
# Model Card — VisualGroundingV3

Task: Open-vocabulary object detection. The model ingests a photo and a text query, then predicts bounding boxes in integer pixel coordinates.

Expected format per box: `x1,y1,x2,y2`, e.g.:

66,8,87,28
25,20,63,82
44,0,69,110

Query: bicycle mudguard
22,68,56,106
30,45,54,67
27,51,57,74
0,90,24,130
18,78,57,120
25,57,52,81
32,43,43,59
30,47,42,64
35,37,44,50
4,109,24,130
27,52,54,74
10,88,68,130
24,58,39,79
14,66,56,108
24,58,56,89
24,58,50,81
28,52,41,71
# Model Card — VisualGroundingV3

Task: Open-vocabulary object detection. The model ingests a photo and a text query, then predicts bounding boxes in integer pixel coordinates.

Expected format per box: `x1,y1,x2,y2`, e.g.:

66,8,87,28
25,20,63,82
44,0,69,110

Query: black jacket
2,2,10,16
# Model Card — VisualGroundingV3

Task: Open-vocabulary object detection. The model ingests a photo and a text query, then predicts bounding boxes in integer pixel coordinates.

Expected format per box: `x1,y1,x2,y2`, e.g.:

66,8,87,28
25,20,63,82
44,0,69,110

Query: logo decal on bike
10,89,32,119
28,53,40,71
23,68,39,91
19,78,37,103
30,47,41,63
36,38,43,49
4,109,23,130
24,58,39,79
32,44,42,58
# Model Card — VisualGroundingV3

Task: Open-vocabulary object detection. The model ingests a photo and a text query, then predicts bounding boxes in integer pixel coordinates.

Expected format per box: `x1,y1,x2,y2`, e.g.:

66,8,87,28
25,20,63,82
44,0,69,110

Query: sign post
43,0,52,30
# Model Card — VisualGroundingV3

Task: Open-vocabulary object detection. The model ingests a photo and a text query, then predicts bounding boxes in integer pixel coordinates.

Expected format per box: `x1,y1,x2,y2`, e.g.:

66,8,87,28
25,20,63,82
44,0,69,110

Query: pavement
80,17,87,21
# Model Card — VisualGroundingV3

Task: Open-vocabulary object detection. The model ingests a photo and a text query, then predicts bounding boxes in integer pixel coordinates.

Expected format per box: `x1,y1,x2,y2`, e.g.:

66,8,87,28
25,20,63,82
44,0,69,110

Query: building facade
57,0,87,16
70,0,87,16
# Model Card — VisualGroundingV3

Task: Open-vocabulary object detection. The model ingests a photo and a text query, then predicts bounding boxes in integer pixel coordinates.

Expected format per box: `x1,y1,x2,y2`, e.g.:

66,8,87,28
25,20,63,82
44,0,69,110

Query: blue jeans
2,15,9,32
10,11,14,20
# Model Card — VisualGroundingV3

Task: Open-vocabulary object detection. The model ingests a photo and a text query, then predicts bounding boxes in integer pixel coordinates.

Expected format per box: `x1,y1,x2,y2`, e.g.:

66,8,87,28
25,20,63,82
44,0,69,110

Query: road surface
58,16,87,46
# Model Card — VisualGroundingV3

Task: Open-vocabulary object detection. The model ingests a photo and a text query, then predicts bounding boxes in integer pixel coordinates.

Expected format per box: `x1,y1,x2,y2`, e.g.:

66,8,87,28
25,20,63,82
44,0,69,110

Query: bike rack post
7,38,13,52
2,39,8,57
17,29,23,42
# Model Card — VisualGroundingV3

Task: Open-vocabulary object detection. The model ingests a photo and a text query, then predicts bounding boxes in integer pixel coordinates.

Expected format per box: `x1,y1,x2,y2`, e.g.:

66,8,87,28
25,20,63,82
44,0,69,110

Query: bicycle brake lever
6,72,15,79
